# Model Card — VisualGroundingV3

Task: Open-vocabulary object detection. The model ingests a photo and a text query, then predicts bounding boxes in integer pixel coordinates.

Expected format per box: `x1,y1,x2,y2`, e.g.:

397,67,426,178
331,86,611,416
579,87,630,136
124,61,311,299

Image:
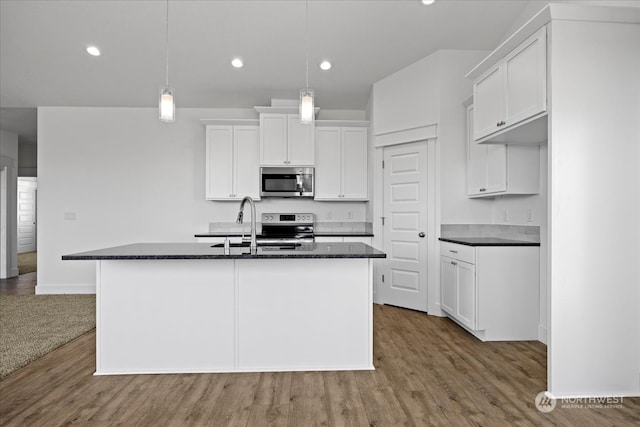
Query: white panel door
382,142,428,312
17,178,37,253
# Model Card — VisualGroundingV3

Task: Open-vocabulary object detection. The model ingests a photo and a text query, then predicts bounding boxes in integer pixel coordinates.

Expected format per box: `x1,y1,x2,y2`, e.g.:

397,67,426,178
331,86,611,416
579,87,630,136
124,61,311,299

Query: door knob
418,232,425,238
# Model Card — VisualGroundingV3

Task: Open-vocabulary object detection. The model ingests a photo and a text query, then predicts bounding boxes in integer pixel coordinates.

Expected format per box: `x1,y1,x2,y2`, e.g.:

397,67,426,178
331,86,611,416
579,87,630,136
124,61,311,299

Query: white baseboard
36,284,96,295
538,324,548,344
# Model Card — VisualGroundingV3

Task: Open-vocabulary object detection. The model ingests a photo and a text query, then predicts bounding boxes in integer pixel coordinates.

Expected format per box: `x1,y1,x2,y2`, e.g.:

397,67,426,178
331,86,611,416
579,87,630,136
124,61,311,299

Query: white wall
436,50,494,225
37,107,367,293
548,19,640,397
372,52,440,136
0,129,19,278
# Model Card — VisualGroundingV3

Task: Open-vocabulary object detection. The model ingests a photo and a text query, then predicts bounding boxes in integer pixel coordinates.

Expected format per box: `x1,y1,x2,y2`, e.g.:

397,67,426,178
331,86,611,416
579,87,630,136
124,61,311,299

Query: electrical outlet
64,212,76,221
502,209,509,222
526,209,533,223
347,211,353,219
327,211,332,220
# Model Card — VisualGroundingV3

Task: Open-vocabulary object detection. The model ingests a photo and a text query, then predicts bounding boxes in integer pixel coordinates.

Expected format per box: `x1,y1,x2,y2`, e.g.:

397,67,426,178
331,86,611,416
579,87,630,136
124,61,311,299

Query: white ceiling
1,0,544,144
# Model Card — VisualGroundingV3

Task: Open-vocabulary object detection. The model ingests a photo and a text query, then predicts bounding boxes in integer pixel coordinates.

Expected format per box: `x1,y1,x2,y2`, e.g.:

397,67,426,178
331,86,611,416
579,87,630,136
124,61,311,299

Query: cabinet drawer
440,242,475,264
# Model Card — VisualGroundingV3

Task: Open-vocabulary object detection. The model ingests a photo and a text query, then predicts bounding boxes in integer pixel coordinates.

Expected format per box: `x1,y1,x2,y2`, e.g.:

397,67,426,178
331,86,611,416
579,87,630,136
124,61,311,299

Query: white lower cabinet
439,241,539,341
440,256,476,330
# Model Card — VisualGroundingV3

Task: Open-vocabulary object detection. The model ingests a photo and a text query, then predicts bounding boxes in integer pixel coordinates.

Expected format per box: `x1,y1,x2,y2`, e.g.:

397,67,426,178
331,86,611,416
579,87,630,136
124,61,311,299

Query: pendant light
159,0,175,122
299,0,314,124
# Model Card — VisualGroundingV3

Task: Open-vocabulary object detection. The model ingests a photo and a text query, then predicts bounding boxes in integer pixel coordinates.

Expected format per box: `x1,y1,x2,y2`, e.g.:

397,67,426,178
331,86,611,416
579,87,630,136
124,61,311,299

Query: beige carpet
0,295,95,379
18,251,37,275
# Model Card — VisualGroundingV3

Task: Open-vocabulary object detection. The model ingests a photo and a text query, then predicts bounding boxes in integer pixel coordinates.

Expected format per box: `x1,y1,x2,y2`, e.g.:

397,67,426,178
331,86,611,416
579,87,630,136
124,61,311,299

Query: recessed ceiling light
86,46,101,56
420,0,436,5
231,58,243,68
319,60,332,71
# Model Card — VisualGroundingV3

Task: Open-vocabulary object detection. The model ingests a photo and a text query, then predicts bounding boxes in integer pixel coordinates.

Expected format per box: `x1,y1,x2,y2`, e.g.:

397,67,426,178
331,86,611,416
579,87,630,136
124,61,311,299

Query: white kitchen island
63,242,385,375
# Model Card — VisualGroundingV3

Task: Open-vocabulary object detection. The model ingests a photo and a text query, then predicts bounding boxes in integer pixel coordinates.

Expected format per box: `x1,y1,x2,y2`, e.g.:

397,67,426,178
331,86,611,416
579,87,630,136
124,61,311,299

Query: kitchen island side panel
96,259,236,375
94,257,374,375
237,258,373,371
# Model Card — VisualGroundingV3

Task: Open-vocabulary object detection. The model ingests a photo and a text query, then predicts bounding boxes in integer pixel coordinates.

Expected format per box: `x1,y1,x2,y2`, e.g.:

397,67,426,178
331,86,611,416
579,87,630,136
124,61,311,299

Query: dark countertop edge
438,237,540,247
195,232,374,238
63,254,386,260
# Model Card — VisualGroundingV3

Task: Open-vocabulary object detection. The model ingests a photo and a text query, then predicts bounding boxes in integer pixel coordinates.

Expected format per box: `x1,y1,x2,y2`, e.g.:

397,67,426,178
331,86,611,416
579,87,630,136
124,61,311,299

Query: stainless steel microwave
260,167,314,198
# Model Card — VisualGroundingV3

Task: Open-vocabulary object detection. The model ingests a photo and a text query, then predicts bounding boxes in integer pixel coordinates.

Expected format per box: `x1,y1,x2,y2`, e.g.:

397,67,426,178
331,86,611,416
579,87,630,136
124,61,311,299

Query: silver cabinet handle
418,232,425,238
449,250,458,253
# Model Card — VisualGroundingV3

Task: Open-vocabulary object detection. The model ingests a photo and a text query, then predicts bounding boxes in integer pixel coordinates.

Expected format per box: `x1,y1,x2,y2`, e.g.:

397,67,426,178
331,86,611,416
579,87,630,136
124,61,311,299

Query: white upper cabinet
473,27,547,142
315,126,368,201
260,113,314,166
287,115,315,165
466,105,539,198
206,125,260,201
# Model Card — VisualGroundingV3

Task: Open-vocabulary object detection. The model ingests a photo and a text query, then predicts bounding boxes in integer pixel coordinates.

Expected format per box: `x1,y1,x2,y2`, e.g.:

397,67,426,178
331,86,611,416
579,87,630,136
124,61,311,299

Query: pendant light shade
300,88,314,124
159,86,175,122
159,0,175,123
299,0,314,125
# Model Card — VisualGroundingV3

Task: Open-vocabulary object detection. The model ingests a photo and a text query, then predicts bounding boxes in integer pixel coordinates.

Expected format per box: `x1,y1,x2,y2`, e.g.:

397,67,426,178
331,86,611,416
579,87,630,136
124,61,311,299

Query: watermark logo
535,392,626,412
535,391,557,413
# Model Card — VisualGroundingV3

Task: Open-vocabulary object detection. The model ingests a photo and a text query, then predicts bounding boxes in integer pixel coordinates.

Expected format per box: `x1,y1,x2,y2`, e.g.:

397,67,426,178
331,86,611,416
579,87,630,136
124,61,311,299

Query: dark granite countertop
63,242,386,260
438,237,540,247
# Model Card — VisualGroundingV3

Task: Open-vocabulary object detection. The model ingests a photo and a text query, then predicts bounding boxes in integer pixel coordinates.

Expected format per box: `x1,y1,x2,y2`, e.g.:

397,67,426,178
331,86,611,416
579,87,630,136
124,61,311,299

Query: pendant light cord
165,0,170,86
305,0,309,89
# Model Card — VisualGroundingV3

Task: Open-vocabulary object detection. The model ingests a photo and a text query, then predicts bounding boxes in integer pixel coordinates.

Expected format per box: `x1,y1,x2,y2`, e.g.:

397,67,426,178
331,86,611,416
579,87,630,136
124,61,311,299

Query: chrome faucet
236,196,257,251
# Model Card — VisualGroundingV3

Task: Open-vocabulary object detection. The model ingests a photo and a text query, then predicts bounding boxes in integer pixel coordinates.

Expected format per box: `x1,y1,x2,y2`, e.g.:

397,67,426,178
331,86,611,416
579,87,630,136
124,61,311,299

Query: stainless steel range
259,213,314,245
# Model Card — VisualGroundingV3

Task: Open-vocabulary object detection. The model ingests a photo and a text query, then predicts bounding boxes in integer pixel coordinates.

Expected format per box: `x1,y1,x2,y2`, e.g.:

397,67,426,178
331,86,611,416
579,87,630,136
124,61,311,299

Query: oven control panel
262,213,314,225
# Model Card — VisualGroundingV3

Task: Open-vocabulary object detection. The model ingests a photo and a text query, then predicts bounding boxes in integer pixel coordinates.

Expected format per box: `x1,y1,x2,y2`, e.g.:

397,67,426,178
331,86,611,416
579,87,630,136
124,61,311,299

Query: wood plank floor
1,303,639,426
0,272,37,296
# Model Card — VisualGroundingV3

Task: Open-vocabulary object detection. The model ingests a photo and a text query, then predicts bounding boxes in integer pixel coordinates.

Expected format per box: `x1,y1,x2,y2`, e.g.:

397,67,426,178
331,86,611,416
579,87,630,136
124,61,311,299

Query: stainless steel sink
210,241,301,248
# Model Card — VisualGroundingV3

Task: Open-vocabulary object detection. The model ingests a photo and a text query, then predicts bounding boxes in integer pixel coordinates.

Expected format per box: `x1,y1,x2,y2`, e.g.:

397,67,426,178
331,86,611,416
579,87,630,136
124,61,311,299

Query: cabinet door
341,128,368,200
233,126,260,200
473,66,505,140
260,114,287,165
287,114,315,165
484,144,507,194
206,126,234,200
440,256,457,315
466,106,488,195
504,27,546,127
314,127,342,199
456,260,476,330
